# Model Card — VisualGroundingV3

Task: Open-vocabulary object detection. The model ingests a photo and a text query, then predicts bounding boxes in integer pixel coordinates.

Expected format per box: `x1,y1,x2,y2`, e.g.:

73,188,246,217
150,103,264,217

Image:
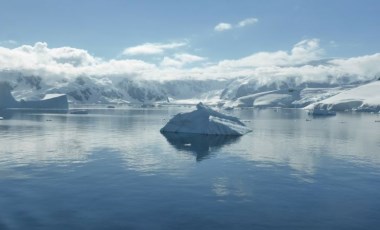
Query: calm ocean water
0,107,379,230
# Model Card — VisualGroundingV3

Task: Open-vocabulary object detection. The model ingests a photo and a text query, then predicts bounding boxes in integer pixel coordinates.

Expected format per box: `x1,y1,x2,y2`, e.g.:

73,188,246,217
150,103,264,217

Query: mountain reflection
161,132,240,161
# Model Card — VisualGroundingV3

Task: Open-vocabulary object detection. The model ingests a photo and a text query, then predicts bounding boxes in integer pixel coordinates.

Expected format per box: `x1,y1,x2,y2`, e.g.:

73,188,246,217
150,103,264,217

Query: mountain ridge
1,72,379,112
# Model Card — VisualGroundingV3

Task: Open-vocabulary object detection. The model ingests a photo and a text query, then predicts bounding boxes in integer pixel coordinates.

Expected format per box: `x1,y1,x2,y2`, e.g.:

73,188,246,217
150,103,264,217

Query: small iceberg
160,102,252,136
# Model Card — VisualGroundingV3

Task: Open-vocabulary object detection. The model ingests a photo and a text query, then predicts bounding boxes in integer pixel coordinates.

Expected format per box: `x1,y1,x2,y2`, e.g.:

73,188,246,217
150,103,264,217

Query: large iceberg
0,82,68,110
160,102,252,135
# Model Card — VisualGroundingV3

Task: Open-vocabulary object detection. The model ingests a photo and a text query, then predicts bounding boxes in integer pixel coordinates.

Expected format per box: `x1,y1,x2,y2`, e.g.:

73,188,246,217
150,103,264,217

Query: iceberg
0,82,68,110
160,102,252,136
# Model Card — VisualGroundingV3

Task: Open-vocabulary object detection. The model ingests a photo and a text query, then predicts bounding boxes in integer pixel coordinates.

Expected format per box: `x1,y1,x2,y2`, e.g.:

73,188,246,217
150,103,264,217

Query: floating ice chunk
160,102,252,136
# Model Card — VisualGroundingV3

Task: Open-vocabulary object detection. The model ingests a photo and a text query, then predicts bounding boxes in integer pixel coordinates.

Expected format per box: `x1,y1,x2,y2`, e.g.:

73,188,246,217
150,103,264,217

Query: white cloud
122,42,186,56
215,17,258,32
291,39,322,60
218,39,323,68
214,23,232,32
0,42,155,79
0,39,380,85
237,18,258,28
329,53,380,77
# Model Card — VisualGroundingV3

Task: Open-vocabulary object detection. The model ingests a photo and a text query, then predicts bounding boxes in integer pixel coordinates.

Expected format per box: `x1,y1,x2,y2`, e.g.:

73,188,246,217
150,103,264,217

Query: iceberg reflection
161,132,240,161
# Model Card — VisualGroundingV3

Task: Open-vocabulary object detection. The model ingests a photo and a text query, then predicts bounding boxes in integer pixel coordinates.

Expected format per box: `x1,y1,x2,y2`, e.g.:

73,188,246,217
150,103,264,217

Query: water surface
0,107,379,229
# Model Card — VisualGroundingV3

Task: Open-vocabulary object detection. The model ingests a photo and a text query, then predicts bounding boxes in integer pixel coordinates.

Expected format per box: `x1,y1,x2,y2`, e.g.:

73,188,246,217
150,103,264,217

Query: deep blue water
0,107,379,230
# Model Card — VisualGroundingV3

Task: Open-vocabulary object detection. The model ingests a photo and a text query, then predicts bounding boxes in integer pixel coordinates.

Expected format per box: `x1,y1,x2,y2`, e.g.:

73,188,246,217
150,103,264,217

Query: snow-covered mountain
1,71,379,113
218,75,379,112
0,72,229,104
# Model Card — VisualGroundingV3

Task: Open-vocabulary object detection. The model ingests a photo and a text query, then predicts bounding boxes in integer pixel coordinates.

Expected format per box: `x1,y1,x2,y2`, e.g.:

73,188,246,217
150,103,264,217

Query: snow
224,89,300,108
160,102,252,136
223,84,359,109
305,81,380,112
42,94,67,100
295,85,355,106
253,93,294,108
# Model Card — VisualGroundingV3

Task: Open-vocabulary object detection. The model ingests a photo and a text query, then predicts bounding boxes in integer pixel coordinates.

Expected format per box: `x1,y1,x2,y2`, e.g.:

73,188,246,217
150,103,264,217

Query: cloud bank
0,39,380,86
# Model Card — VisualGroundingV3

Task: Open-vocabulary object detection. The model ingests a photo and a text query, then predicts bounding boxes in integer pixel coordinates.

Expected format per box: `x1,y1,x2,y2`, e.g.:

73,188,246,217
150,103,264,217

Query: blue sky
1,0,379,60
